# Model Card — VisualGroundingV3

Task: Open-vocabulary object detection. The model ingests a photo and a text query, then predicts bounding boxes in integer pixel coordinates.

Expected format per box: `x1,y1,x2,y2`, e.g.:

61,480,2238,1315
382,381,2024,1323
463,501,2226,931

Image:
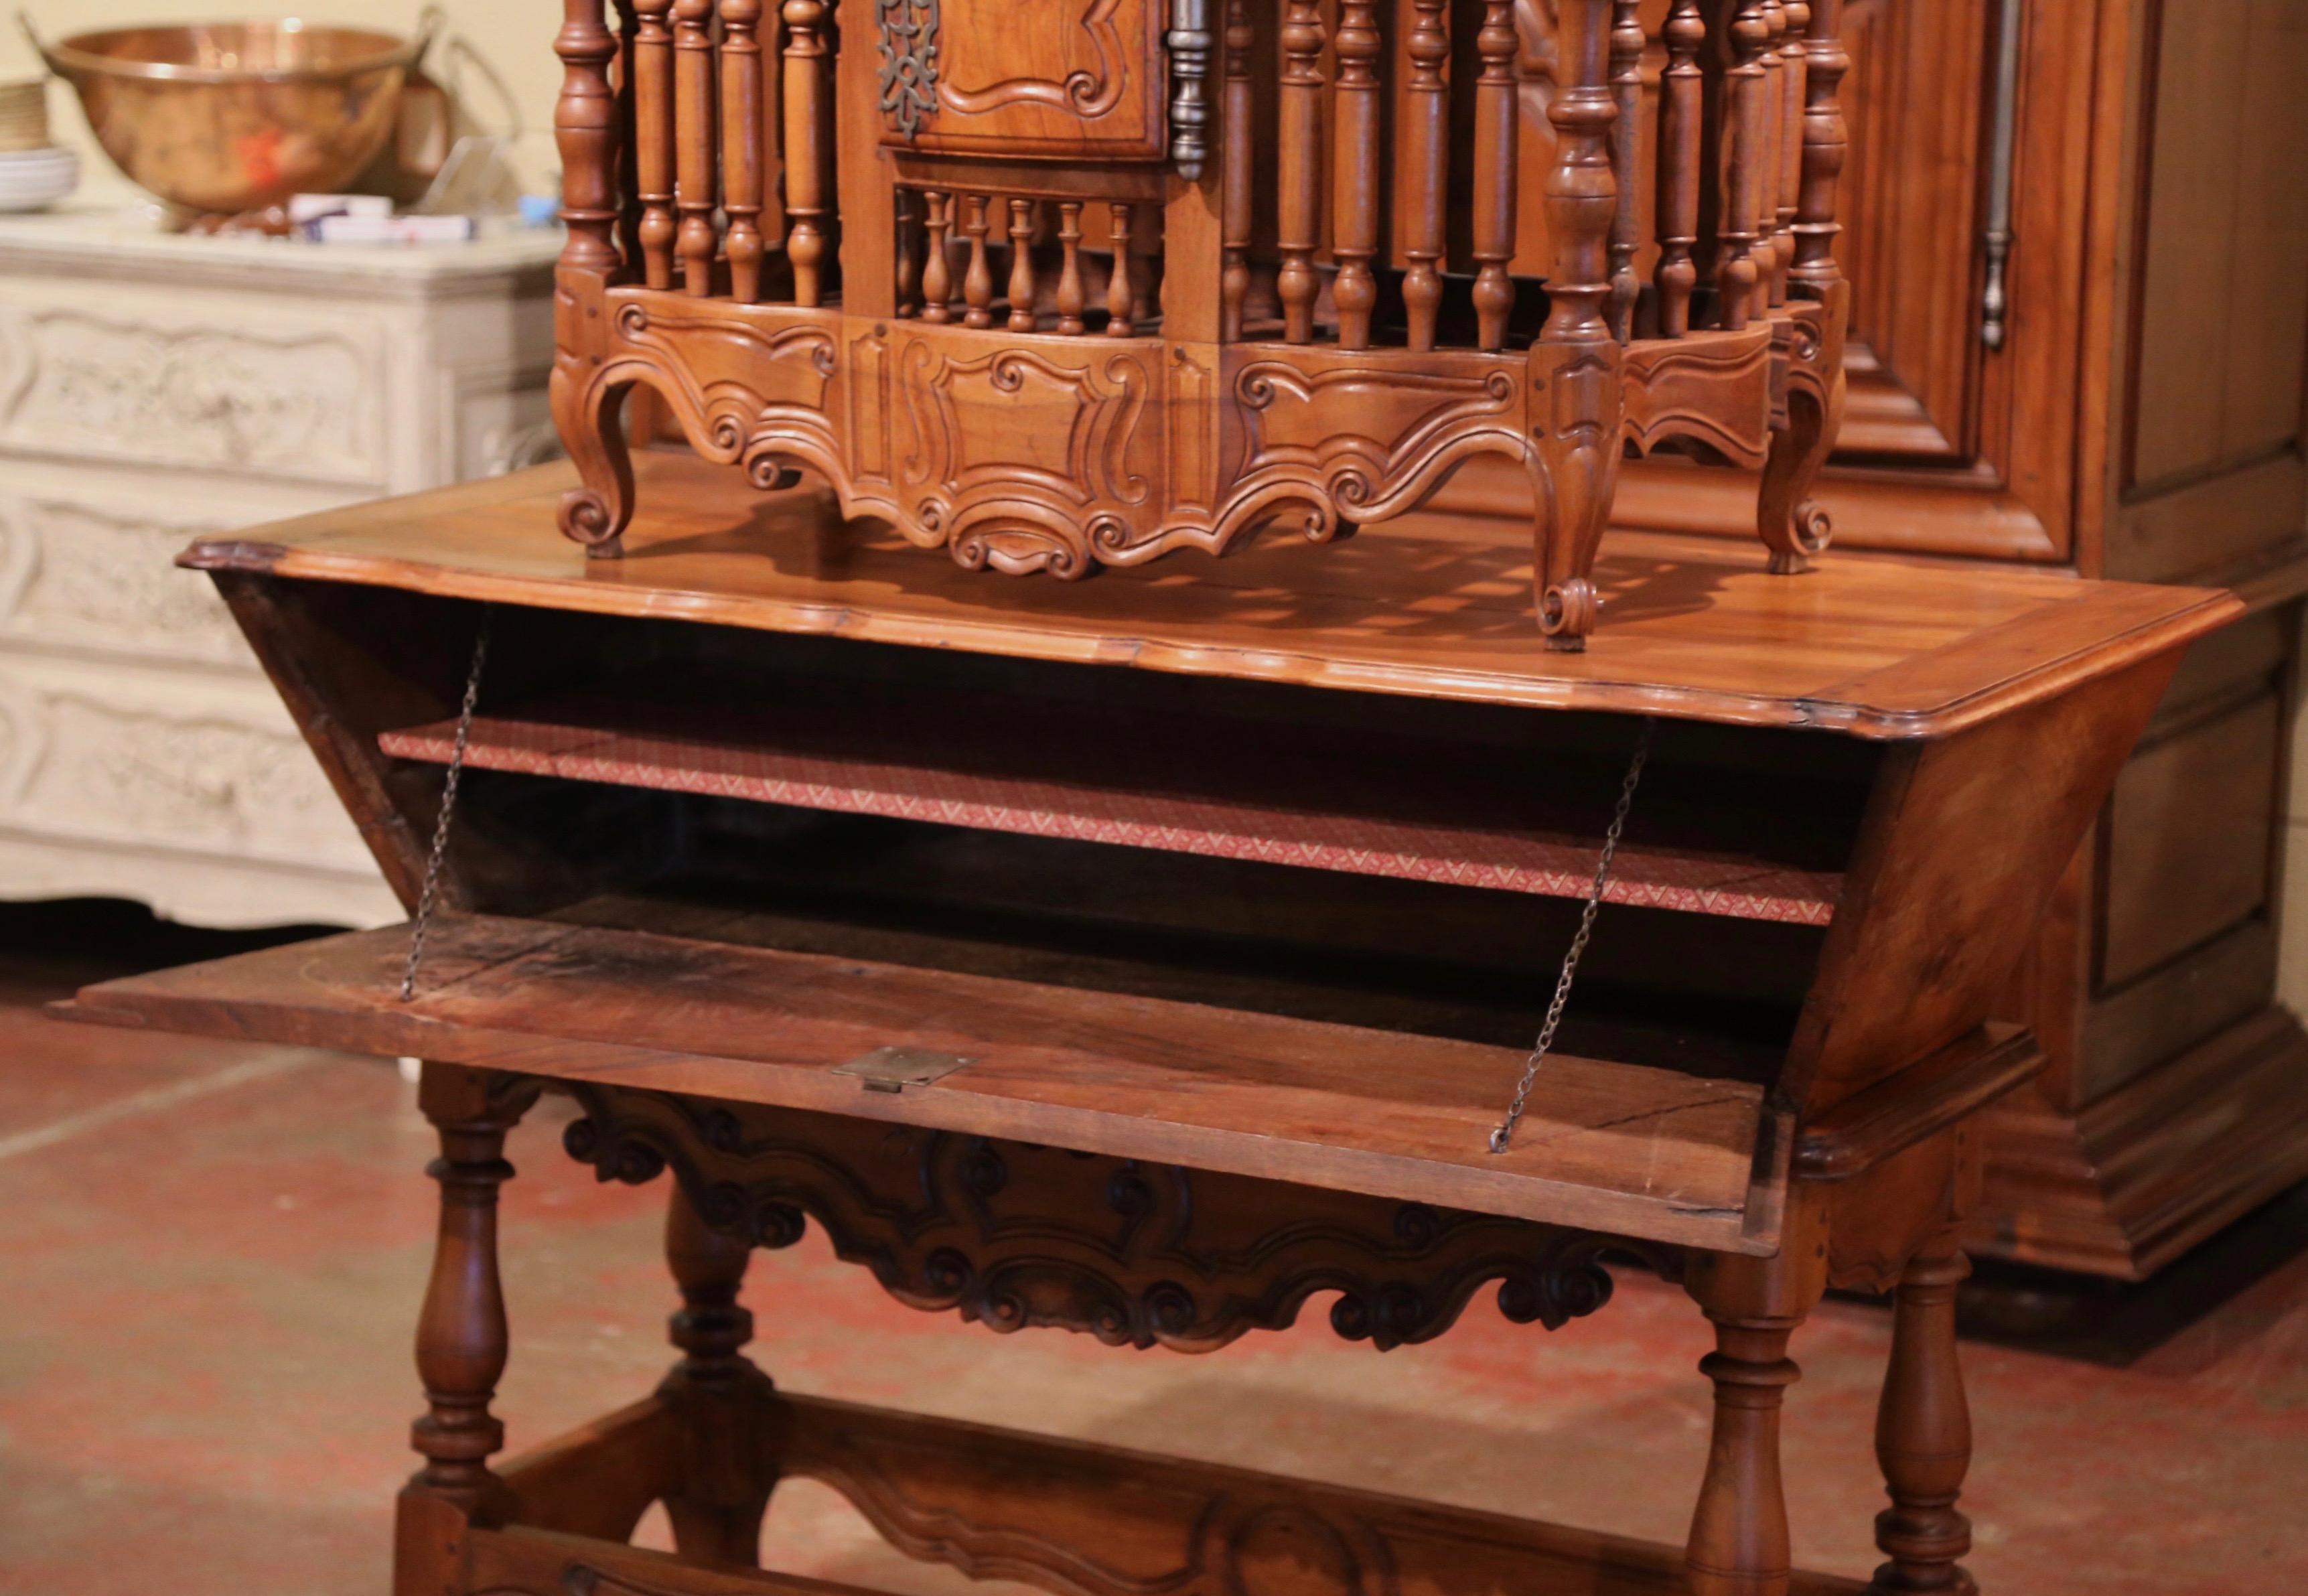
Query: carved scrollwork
556,1083,1674,1353
1223,357,1527,539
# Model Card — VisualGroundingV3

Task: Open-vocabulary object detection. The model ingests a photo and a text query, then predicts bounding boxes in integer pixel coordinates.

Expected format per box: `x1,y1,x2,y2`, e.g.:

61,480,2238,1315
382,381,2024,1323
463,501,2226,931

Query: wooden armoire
1438,0,2308,1279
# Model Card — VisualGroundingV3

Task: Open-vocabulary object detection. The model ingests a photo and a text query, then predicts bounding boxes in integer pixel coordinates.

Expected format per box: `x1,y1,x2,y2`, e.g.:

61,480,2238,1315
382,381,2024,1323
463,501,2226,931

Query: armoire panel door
1824,0,2102,565
877,0,1171,161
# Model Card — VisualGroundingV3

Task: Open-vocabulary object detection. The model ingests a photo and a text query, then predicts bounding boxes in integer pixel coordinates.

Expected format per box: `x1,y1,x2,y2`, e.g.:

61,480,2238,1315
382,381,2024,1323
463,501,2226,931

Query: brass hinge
836,1045,976,1094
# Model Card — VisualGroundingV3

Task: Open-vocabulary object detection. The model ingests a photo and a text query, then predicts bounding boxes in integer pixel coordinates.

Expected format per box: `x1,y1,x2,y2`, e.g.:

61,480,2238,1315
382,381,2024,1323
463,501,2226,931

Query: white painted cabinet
0,210,561,927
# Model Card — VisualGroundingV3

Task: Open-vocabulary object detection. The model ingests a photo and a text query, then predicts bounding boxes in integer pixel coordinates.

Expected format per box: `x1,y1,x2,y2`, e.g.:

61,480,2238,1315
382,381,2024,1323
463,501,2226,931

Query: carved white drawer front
0,660,373,875
0,487,269,666
0,210,557,926
0,292,384,488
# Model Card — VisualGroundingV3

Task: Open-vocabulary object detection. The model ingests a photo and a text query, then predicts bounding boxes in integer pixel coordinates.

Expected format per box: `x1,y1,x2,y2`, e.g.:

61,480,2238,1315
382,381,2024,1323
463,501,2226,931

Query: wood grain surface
184,453,2237,739
55,913,1776,1251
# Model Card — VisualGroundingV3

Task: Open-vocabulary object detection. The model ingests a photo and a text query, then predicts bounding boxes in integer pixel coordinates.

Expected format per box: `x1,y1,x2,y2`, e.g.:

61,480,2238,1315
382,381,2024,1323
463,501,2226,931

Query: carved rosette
558,1083,1674,1353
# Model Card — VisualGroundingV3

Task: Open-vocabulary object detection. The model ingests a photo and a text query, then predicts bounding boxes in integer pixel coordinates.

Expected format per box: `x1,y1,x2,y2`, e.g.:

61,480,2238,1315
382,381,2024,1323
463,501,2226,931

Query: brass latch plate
835,1045,976,1094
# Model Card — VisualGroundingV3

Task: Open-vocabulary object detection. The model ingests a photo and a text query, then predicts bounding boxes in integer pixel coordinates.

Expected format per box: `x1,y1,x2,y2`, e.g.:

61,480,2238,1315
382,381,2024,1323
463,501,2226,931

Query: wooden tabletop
188,452,2240,739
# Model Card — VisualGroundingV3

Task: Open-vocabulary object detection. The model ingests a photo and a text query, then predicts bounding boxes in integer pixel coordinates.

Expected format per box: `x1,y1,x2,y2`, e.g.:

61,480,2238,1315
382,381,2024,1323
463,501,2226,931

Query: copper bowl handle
17,12,71,83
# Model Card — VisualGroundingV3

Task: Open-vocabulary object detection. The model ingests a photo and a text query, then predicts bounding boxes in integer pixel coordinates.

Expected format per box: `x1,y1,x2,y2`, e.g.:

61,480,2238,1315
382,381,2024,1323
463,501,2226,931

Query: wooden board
53,914,1778,1252
184,453,2238,741
378,669,1844,925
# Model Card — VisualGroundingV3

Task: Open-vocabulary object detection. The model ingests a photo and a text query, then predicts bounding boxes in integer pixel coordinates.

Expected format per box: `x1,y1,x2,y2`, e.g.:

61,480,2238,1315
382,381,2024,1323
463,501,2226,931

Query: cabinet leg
1528,344,1626,654
659,1184,778,1565
1869,1228,1975,1594
408,1066,533,1522
1755,377,1838,575
1685,1228,1826,1596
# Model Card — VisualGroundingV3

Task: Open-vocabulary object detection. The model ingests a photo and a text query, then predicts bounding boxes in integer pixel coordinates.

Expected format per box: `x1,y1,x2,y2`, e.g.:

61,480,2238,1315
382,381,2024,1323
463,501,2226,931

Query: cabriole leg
658,1183,778,1565
1869,1226,1974,1594
551,366,638,558
1530,347,1626,652
1756,294,1847,576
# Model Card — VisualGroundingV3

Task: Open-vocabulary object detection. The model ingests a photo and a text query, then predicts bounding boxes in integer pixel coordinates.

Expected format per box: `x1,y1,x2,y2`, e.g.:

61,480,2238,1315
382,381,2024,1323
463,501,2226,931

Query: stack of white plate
0,145,78,212
0,80,76,212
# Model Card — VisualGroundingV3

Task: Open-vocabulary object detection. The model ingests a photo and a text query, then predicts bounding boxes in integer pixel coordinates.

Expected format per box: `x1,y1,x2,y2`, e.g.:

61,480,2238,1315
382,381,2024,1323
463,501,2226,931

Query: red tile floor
5,914,2308,1595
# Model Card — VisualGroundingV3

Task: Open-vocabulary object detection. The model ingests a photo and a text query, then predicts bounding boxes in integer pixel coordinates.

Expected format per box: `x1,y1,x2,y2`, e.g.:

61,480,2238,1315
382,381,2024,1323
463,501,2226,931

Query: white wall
3,2,564,199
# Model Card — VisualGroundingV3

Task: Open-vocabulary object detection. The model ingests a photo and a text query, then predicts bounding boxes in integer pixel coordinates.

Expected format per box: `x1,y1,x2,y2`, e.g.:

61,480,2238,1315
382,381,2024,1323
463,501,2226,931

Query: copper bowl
20,10,440,215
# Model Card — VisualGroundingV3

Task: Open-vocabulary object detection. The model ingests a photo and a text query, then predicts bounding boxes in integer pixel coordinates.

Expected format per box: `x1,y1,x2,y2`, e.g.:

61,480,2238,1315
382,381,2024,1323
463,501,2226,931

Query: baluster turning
1607,1,1646,340
1276,0,1327,344
783,0,830,307
1331,1,1382,350
1402,0,1451,352
1471,1,1521,350
719,0,766,303
1219,0,1252,341
921,191,954,323
1654,0,1705,336
672,0,718,296
1009,200,1040,332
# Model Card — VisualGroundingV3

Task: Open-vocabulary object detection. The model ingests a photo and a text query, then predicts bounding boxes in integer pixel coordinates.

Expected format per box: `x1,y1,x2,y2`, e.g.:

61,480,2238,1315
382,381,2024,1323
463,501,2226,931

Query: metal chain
401,613,492,1001
1489,719,1655,1155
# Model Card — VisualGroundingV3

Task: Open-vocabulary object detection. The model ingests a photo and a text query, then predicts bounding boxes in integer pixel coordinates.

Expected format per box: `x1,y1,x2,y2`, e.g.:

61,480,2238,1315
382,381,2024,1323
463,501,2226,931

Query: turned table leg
1685,1222,1826,1596
1869,1226,1974,1594
659,1184,778,1565
398,1066,534,1595
410,1068,532,1514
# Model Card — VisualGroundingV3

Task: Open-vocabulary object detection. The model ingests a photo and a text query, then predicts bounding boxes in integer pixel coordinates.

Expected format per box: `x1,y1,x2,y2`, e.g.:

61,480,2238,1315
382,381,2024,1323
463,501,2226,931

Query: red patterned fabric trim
380,692,1841,926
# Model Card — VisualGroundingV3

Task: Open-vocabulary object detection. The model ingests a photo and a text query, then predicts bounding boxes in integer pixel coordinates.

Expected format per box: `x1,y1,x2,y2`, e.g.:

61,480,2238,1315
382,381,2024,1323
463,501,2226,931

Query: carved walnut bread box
549,0,1857,648
56,456,2236,1595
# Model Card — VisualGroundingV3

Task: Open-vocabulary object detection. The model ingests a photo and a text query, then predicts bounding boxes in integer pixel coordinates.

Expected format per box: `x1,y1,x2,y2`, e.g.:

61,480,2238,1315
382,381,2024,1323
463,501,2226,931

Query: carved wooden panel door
1824,0,2082,564
877,0,1171,161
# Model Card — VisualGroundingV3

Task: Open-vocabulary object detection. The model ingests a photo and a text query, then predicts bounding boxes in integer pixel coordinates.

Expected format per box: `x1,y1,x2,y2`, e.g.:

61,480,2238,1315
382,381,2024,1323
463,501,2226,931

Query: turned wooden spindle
1541,7,1620,358
1009,199,1040,332
1275,0,1327,344
1471,1,1521,350
719,0,766,302
1654,0,1705,336
894,188,920,316
1682,1218,1825,1596
1871,1229,1974,1595
1330,0,1382,350
1400,0,1451,352
658,1185,775,1565
1219,0,1253,342
1755,1,1789,310
782,0,830,307
1607,0,1646,340
1790,0,1849,297
1056,202,1088,334
628,0,676,289
1778,1,1812,298
672,0,718,295
1719,2,1770,332
921,192,954,323
409,1069,532,1518
962,196,996,328
1106,204,1138,336
555,0,625,280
